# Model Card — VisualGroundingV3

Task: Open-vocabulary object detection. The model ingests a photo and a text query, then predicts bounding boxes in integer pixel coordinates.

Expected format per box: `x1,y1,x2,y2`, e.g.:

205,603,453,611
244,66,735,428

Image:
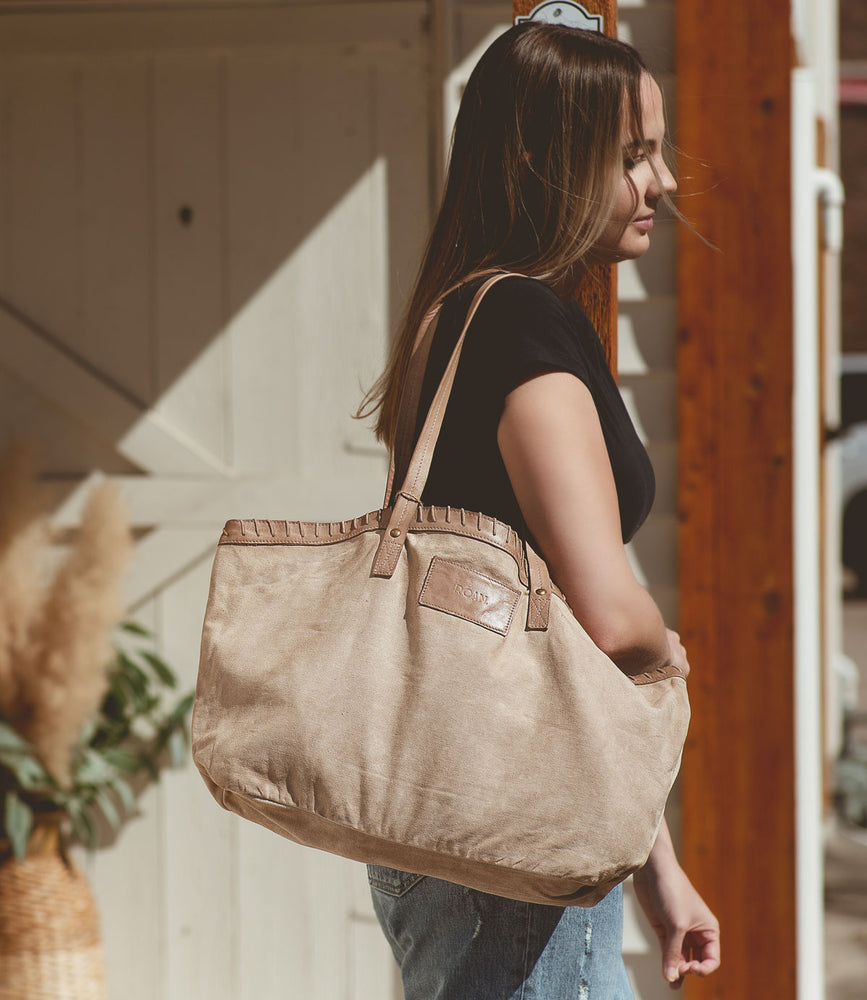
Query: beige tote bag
192,273,689,907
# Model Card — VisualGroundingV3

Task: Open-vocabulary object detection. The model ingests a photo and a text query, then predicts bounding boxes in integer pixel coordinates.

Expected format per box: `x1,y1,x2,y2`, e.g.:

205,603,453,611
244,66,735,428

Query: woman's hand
632,821,720,989
665,629,690,678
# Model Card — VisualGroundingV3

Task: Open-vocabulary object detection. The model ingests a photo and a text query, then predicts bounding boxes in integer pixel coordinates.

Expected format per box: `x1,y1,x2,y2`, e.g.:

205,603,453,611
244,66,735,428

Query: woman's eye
624,154,645,171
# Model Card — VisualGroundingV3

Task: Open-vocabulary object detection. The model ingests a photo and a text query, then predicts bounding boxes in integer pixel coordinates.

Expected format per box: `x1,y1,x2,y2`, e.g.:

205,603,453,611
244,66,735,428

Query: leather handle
383,305,442,509
371,272,515,579
370,270,555,636
524,543,552,631
399,272,514,506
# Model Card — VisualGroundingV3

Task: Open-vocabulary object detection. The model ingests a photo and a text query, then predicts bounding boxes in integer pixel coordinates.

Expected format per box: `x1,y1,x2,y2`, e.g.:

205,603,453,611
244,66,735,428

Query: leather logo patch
418,557,520,636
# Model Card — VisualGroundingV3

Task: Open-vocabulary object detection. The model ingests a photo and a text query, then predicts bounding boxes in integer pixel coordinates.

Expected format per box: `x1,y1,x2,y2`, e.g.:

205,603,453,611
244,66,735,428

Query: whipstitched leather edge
220,508,523,560
629,664,686,686
220,509,536,599
217,511,686,687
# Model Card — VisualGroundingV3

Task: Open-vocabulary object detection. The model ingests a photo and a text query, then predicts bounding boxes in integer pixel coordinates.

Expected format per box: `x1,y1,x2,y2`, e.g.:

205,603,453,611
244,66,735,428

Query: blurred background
0,1,863,998
829,3,867,999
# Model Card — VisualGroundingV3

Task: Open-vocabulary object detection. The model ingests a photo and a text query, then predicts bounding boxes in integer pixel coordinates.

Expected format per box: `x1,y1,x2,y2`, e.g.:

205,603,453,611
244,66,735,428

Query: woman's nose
657,161,677,195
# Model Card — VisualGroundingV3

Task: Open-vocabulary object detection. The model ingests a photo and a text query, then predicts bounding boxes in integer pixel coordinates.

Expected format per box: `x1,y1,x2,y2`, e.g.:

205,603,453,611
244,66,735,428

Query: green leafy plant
1,622,193,859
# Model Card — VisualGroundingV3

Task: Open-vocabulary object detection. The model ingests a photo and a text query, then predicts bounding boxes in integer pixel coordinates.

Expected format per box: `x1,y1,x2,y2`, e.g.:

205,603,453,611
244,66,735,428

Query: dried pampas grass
0,444,133,785
0,443,48,723
21,483,133,784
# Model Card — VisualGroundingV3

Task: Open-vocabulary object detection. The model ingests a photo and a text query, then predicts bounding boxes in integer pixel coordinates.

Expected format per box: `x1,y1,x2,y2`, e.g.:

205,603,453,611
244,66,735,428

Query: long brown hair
359,23,649,447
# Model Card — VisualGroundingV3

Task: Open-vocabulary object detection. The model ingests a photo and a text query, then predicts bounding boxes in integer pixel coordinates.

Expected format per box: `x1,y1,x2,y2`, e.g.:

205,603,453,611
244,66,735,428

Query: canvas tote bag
192,273,690,907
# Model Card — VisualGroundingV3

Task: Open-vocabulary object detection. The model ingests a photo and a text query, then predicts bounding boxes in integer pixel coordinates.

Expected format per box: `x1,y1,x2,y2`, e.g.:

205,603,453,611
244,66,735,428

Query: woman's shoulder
445,273,578,336
436,273,600,391
471,274,597,355
474,272,568,312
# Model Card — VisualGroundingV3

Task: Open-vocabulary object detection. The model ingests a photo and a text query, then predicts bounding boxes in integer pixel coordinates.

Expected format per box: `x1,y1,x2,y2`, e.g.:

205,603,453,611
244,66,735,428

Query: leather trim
221,508,521,554
218,513,680,688
221,513,384,545
629,665,688,686
220,509,567,597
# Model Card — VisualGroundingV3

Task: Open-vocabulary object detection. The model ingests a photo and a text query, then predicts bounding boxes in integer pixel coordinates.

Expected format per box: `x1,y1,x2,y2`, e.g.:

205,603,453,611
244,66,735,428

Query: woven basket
0,824,107,1000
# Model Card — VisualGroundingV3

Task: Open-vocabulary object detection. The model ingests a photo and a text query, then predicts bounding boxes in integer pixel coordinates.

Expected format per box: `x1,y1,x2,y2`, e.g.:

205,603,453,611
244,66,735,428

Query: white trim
791,66,826,1000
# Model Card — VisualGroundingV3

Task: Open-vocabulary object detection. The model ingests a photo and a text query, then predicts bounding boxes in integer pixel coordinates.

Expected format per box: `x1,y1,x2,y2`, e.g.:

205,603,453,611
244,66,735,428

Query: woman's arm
632,819,721,988
497,371,685,675
499,370,718,986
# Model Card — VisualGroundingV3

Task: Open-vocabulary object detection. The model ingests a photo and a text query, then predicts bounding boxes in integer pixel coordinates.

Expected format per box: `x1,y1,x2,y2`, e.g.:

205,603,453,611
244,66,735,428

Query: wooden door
0,5,429,998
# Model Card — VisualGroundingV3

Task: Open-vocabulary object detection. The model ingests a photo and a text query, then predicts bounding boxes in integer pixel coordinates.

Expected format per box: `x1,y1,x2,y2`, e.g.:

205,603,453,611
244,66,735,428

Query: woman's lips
633,216,654,232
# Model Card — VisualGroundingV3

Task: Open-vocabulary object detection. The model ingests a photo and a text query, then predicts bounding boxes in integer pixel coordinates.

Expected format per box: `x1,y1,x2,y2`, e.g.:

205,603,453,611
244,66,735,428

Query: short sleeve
414,272,654,545
458,276,595,405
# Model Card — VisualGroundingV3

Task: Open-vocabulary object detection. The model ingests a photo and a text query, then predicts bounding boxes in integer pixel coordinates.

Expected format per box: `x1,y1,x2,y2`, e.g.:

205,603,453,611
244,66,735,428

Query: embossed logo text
454,583,490,605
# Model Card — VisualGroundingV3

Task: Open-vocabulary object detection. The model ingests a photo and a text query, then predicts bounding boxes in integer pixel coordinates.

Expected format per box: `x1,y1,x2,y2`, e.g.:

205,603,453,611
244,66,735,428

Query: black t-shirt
413,275,655,545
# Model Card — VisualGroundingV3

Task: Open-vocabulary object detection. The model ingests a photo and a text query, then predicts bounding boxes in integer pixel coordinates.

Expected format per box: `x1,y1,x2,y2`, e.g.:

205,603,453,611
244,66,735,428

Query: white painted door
0,5,429,998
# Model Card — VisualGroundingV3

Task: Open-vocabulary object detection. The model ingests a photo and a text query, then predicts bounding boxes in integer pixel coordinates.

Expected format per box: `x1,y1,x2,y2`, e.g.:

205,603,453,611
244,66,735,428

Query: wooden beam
676,3,796,998
0,306,233,477
41,475,385,529
512,0,618,371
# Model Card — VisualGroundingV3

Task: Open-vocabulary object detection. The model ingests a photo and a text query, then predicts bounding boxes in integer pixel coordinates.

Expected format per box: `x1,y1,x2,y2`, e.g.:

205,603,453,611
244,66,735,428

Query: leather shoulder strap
371,272,515,578
383,267,506,508
382,305,441,508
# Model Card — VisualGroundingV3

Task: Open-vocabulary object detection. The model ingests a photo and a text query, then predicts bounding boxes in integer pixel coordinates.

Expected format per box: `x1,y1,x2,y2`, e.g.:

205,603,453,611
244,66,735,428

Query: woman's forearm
639,817,679,878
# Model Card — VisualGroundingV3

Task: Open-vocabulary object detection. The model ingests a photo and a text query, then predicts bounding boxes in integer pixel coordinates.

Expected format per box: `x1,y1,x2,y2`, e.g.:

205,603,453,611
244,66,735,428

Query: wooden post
676,2,797,998
511,0,618,372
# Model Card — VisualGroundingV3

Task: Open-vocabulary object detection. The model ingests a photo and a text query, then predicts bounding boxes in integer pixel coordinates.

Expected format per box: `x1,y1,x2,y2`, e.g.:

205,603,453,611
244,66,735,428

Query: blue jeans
368,867,635,1000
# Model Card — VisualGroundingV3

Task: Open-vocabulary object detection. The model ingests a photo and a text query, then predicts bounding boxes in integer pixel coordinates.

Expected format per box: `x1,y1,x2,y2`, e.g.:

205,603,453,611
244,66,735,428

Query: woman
359,22,720,999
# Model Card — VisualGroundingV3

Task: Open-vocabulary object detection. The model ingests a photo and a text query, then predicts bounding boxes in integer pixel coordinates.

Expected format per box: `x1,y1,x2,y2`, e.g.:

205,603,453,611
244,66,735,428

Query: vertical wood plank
236,824,321,999
676,2,796,997
89,788,166,999
374,52,431,333
237,832,359,999
292,54,380,484
158,556,238,1000
79,54,152,403
350,918,401,1000
153,52,228,462
5,57,81,344
345,860,402,998
226,46,411,500
225,50,304,477
82,598,165,1000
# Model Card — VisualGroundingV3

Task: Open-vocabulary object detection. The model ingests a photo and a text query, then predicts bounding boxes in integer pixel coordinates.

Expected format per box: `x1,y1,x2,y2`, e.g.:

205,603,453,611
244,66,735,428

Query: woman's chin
589,241,651,266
